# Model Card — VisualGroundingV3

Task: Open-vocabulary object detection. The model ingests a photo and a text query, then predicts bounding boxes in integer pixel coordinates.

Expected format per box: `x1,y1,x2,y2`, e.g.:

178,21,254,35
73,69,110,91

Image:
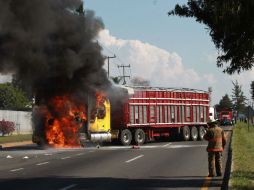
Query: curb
221,129,233,190
0,140,34,148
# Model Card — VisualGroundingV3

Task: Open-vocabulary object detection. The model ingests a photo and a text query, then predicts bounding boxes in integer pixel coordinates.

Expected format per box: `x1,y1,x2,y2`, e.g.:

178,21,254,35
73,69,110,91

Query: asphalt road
0,126,233,190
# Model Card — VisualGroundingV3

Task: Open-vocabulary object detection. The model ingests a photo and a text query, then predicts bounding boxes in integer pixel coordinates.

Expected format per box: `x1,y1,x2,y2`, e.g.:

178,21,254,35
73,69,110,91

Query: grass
230,122,254,190
0,134,32,144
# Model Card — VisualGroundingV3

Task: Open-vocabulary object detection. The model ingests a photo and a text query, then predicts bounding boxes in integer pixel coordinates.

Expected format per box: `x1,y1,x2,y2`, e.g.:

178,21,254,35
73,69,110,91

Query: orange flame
45,96,86,148
96,91,106,107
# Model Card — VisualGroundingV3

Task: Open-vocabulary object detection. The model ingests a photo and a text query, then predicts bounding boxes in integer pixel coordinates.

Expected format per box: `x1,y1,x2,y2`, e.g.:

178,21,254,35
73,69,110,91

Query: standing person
204,119,227,177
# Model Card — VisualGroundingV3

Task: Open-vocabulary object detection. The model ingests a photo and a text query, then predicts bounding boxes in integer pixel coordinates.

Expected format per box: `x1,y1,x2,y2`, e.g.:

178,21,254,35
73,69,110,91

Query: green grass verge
0,134,32,144
231,122,254,190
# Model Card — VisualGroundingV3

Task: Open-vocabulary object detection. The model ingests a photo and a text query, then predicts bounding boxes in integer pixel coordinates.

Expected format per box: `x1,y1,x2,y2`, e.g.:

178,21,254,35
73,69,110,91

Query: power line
98,41,131,80
98,41,115,56
98,42,121,77
118,64,130,85
106,55,116,78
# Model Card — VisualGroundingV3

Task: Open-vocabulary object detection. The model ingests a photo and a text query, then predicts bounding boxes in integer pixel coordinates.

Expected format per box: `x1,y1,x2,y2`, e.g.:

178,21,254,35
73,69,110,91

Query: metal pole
248,103,250,131
118,64,130,85
106,55,116,79
251,101,254,126
107,57,110,78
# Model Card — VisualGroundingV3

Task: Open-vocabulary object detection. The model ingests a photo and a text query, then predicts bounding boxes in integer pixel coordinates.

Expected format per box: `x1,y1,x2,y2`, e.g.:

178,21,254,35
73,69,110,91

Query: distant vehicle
209,107,216,121
219,110,233,126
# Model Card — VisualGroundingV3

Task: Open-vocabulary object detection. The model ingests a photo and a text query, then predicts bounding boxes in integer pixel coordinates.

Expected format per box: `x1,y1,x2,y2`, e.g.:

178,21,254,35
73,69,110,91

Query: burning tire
198,126,206,141
134,129,146,145
190,126,198,141
181,126,190,141
120,129,132,146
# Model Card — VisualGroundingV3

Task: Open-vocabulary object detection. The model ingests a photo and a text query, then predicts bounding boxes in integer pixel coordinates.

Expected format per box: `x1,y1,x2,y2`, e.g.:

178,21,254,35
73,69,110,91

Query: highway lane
0,127,232,190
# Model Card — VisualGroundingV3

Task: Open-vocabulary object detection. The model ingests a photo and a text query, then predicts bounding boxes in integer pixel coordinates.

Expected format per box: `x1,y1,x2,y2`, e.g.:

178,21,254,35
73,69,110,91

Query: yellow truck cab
87,95,112,142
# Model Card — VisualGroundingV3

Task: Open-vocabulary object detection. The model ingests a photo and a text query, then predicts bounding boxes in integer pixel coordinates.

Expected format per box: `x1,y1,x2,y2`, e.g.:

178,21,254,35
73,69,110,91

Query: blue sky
85,0,254,105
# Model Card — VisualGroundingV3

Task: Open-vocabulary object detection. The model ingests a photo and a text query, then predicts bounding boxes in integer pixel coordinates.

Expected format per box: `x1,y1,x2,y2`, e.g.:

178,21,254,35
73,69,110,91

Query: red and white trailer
87,86,210,146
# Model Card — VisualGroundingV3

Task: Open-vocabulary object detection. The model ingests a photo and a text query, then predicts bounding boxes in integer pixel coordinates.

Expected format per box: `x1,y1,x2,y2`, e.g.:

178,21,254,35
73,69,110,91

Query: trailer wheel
182,126,190,141
134,129,146,145
198,126,206,141
120,129,132,146
190,126,198,141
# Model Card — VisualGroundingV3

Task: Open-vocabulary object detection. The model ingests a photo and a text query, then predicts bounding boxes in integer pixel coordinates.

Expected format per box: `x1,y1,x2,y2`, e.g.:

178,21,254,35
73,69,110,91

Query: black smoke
0,0,109,102
0,0,112,145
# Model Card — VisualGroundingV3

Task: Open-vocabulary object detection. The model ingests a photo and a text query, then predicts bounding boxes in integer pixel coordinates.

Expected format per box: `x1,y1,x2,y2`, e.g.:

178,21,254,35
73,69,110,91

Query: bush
0,83,31,111
0,119,15,136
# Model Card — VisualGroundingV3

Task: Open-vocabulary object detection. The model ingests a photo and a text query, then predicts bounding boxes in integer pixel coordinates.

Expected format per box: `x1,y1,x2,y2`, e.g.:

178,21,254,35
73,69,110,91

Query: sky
0,0,252,105
85,0,254,105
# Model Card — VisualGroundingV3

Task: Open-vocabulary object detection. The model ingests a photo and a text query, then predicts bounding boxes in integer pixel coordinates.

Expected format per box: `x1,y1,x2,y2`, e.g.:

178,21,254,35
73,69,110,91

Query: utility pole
118,64,130,85
106,55,116,78
248,102,250,131
252,101,254,126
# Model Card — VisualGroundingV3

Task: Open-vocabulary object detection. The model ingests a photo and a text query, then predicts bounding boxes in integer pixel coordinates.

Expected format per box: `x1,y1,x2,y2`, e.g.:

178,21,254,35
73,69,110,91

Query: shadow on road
0,145,45,151
0,176,223,190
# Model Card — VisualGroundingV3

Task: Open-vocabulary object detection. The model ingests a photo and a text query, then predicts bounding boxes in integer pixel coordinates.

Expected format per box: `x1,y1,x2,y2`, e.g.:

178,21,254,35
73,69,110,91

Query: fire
45,96,86,148
96,92,106,107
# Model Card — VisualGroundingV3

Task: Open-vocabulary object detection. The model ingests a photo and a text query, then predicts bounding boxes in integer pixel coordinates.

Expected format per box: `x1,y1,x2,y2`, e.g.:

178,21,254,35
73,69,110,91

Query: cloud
203,74,217,84
205,52,218,64
98,29,209,88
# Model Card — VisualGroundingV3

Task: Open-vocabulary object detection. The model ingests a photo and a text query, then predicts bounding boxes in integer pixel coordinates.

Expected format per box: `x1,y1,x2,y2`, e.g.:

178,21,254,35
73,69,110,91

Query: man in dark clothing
204,119,227,177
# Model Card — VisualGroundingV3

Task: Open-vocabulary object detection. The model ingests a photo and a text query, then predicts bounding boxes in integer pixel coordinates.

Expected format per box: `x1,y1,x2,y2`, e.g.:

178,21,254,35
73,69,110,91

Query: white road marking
140,145,159,148
61,156,71,160
162,143,172,147
89,150,95,153
23,156,29,159
45,153,53,156
76,153,84,156
59,184,77,190
6,155,13,159
10,168,24,172
36,162,49,166
125,155,144,163
169,144,207,148
103,146,132,149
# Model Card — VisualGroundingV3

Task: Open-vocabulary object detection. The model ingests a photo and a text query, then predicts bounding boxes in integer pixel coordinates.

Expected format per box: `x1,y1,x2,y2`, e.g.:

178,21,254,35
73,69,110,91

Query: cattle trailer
85,86,210,146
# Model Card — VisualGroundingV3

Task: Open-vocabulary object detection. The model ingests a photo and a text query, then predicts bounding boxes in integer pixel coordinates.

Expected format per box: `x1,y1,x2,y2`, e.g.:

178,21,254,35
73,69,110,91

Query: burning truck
0,0,210,147
33,85,210,147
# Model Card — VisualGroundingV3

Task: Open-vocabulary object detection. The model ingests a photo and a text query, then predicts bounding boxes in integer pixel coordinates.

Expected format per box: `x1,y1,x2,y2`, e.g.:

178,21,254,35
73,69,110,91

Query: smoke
0,0,112,145
0,0,109,101
130,76,150,86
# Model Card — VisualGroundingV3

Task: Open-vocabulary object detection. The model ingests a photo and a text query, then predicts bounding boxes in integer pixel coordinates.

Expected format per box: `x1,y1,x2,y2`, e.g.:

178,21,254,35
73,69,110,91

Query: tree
231,80,246,113
250,81,254,101
169,0,254,74
12,74,33,100
0,83,31,110
216,94,233,112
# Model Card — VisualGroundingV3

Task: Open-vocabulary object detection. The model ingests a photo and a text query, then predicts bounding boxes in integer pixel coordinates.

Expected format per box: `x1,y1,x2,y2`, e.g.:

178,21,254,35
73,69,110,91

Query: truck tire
198,126,206,141
134,129,146,145
182,126,190,141
190,126,198,141
120,129,132,146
